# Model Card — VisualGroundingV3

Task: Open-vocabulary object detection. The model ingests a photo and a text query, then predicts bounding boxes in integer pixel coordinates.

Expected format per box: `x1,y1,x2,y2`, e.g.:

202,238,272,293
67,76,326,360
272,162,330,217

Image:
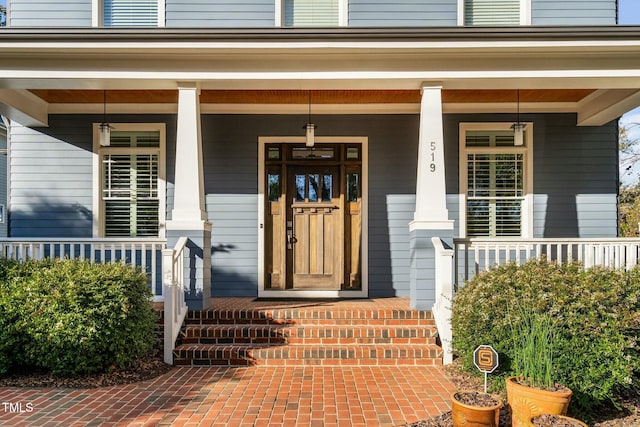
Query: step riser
180,327,437,346
173,306,442,367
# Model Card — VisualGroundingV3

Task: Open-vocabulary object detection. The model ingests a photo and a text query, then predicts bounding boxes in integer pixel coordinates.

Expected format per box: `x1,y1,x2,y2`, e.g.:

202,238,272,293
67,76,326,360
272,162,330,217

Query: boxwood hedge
0,258,158,376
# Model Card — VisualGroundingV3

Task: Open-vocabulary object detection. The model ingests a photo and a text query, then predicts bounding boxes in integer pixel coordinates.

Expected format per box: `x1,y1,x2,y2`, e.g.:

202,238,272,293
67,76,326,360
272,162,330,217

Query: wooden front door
287,166,342,289
264,143,362,292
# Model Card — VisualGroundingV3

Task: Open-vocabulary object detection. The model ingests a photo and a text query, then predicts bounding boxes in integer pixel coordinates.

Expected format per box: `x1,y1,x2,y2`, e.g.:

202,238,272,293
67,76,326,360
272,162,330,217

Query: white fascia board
577,89,640,126
0,89,48,127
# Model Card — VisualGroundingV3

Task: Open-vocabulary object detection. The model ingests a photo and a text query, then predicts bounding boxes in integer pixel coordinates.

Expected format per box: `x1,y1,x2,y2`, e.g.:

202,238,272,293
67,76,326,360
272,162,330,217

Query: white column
171,82,207,227
410,82,453,231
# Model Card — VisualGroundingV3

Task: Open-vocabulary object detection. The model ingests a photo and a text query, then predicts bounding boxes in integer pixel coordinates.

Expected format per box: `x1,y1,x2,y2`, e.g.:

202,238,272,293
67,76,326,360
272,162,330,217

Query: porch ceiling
29,89,596,105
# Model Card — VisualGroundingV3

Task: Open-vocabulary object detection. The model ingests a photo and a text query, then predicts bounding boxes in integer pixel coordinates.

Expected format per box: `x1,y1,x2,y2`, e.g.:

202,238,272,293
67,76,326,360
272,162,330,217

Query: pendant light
99,90,112,147
304,90,316,147
512,89,524,146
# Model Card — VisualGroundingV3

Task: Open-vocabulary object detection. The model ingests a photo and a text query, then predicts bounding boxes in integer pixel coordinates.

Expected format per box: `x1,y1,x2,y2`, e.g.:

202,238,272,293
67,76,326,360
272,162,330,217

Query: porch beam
0,89,48,127
577,89,640,126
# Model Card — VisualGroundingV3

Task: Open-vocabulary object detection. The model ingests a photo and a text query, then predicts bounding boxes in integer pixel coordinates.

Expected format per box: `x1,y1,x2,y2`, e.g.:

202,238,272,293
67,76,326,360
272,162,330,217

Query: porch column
166,82,212,310
409,83,454,311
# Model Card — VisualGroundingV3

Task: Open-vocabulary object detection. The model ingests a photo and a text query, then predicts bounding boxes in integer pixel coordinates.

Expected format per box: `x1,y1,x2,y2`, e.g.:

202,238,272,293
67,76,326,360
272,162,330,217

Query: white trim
577,89,640,126
338,0,348,26
0,89,49,127
258,135,368,299
157,0,165,27
92,0,100,27
458,122,533,239
92,123,166,238
274,0,283,27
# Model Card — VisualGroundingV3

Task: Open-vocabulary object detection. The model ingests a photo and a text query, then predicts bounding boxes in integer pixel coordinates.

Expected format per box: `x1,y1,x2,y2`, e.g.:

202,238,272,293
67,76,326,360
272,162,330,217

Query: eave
0,26,640,126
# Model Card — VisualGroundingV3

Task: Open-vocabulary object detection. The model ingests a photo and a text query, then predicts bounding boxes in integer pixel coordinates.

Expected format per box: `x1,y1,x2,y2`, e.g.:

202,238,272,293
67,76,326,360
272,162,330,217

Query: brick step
184,308,436,326
173,344,443,367
179,324,438,346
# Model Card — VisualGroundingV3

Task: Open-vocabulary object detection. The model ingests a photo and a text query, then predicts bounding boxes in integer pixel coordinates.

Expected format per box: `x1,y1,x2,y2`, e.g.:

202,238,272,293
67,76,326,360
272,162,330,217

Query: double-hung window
461,0,530,26
101,0,162,27
460,123,532,238
279,0,346,27
94,124,165,238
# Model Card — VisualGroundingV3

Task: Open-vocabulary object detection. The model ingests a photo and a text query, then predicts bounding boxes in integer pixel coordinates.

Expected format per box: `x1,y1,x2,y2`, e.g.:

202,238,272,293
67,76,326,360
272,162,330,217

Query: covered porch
0,27,640,364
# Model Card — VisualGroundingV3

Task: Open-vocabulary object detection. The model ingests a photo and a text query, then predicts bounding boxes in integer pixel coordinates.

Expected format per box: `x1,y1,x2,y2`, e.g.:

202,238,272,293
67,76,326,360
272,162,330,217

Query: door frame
258,136,368,298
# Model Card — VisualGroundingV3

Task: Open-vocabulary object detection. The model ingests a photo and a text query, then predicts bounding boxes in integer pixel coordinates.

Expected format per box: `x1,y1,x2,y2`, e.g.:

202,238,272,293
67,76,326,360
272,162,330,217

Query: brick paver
0,365,454,426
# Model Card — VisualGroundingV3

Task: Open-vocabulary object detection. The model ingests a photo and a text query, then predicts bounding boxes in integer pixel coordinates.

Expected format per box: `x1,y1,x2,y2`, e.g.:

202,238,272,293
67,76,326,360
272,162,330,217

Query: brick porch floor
0,366,454,426
0,298,455,426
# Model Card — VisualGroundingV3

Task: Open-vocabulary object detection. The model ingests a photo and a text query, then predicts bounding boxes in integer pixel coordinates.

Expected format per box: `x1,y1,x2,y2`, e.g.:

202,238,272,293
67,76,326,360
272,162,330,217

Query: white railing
431,237,454,365
0,238,166,300
453,238,640,289
163,237,189,365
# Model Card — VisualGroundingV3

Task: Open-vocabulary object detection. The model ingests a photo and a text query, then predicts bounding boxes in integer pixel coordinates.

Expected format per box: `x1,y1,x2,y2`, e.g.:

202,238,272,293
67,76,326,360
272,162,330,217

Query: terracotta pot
530,414,587,427
506,377,572,427
451,392,502,427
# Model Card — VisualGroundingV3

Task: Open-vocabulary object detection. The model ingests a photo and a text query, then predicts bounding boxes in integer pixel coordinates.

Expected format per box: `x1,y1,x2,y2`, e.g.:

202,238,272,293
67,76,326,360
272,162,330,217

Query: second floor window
104,0,159,27
284,0,339,27
464,0,524,26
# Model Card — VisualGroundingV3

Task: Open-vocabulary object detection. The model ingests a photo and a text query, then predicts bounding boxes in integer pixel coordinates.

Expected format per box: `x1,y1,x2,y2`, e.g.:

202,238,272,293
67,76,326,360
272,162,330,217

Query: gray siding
8,0,92,27
444,113,618,239
201,114,419,297
531,0,617,25
165,0,275,27
12,112,616,297
348,0,457,26
531,114,618,238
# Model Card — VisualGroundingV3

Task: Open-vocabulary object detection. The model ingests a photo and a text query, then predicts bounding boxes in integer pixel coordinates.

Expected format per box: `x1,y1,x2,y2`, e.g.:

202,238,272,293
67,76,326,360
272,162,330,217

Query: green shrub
451,258,640,414
0,258,158,376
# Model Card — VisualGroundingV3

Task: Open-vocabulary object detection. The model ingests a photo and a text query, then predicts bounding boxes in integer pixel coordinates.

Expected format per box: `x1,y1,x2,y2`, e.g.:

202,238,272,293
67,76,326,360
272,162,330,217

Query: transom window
462,0,529,26
460,124,532,238
94,125,165,237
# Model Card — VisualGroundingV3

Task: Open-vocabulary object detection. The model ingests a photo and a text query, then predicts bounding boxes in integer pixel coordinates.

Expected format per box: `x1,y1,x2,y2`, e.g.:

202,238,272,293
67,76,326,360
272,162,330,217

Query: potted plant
506,307,572,427
451,391,502,426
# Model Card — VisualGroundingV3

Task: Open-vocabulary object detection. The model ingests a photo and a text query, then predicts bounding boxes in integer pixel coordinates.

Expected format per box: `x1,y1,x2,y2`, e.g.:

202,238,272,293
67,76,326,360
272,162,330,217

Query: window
103,0,161,27
94,124,165,237
279,0,346,27
461,0,529,26
460,123,532,238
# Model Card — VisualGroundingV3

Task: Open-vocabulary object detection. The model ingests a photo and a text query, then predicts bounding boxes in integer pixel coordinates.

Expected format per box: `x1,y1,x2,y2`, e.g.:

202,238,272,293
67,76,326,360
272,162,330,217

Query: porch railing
430,237,640,365
0,238,166,300
453,238,640,290
162,237,189,365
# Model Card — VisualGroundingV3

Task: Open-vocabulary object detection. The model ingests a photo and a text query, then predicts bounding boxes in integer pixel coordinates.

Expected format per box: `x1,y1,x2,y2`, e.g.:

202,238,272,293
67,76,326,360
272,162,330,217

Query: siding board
9,0,92,27
166,0,275,27
348,0,457,26
531,0,616,25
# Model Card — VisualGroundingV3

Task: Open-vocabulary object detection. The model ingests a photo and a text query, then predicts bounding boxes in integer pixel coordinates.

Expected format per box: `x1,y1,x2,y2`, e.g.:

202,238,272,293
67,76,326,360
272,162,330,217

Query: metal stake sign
473,345,499,393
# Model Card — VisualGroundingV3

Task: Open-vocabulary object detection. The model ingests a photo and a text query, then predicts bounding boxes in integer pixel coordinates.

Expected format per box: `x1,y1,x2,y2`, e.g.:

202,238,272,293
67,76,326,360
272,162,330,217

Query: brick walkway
0,365,454,427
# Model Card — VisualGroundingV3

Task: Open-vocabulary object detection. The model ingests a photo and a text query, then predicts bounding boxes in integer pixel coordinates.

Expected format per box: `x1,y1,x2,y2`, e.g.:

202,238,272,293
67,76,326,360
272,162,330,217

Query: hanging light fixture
99,89,112,147
304,90,316,147
512,89,524,146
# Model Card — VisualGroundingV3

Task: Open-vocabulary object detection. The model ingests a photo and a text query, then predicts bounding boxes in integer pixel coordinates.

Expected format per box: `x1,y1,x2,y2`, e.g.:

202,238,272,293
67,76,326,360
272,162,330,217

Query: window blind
464,0,520,26
284,0,339,27
101,130,160,237
104,0,158,27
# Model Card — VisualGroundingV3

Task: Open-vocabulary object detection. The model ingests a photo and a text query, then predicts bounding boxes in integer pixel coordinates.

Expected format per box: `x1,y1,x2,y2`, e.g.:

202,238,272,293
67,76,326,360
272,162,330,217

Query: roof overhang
1,26,640,126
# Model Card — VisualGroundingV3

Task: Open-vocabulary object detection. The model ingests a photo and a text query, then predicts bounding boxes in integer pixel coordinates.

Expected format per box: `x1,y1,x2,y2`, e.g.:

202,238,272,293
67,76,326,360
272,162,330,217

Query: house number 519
429,141,436,172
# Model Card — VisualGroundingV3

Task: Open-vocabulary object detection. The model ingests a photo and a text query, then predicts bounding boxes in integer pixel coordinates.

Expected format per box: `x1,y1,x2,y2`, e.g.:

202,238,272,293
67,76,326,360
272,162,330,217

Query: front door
263,143,362,292
287,166,342,289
